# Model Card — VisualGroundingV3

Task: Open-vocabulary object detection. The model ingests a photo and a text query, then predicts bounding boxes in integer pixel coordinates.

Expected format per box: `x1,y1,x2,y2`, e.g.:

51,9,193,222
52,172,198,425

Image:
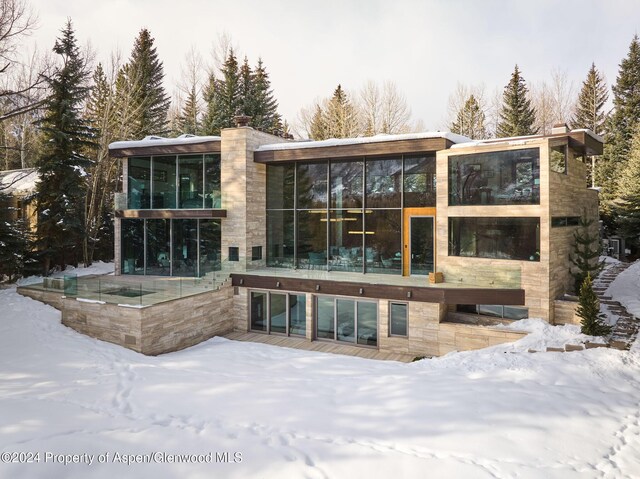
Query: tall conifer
496,65,537,137
451,95,487,139
34,19,95,273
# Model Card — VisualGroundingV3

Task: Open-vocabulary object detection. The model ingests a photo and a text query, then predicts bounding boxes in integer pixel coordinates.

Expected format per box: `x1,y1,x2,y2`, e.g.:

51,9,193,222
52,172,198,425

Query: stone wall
220,128,288,269
554,299,580,325
18,284,236,356
437,322,527,355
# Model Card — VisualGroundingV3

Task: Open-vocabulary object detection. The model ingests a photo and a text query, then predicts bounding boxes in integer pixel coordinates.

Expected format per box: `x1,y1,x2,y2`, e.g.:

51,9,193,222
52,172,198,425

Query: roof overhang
109,138,221,158
254,137,456,163
231,273,525,305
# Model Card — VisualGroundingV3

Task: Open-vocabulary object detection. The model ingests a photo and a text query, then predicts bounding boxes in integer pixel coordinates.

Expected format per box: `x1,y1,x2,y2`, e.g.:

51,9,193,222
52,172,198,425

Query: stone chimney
234,111,252,127
551,123,569,135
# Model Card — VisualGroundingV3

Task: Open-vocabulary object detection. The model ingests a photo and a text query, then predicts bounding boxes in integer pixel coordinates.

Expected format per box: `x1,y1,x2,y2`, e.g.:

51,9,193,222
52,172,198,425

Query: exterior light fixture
359,288,364,295
315,284,320,291
407,291,412,298
276,281,280,288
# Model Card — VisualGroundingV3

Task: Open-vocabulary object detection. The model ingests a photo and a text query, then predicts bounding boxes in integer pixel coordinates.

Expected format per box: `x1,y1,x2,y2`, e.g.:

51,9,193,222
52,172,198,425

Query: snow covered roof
256,132,473,152
450,129,603,150
109,134,221,150
0,168,38,194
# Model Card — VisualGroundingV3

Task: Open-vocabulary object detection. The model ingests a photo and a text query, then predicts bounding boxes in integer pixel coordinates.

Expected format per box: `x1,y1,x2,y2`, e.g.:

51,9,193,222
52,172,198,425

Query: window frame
388,301,408,337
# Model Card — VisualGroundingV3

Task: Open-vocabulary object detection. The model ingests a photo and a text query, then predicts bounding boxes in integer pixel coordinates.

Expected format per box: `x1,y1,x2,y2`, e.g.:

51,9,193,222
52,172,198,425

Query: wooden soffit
109,140,221,158
231,274,525,305
115,209,227,219
254,138,453,163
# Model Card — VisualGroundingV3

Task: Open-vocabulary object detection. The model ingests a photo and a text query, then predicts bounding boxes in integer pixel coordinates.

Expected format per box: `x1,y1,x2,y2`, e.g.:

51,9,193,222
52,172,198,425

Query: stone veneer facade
18,127,599,358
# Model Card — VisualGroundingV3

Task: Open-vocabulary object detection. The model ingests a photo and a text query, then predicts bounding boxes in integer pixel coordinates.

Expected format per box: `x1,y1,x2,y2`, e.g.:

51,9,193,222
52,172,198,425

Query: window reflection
297,163,327,209
404,155,436,207
366,158,401,208
331,161,363,208
448,148,540,205
449,217,540,261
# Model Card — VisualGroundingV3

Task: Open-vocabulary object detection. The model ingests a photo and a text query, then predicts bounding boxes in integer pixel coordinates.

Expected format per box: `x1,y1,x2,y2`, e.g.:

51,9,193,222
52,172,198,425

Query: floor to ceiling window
315,296,378,347
249,291,307,336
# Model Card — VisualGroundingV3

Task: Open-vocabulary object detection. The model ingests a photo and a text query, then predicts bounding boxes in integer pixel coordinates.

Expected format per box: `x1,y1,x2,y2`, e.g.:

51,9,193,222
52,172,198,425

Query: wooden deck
222,331,416,363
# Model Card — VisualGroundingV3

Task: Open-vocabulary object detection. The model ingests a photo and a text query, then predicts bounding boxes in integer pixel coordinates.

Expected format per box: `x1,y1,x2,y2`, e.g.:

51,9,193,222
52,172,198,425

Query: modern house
98,123,602,357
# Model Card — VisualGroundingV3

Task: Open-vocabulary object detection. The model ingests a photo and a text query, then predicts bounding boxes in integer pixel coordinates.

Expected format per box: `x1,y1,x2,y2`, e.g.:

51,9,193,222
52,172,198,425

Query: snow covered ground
1,264,640,478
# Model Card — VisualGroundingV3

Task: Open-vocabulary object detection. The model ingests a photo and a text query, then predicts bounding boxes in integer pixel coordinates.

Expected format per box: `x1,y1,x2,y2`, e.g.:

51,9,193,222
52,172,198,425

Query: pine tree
122,29,170,138
200,73,221,135
34,20,95,273
570,216,603,294
613,126,640,250
250,58,282,133
600,35,640,212
572,63,609,135
576,274,611,336
177,85,200,134
496,65,538,138
309,103,328,140
324,84,359,139
451,94,487,139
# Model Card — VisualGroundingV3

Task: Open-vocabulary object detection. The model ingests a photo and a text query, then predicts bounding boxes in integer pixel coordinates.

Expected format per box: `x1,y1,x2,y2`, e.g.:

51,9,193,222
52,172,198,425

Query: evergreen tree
239,56,253,115
570,216,603,294
122,29,170,138
600,35,640,212
177,85,200,134
496,65,538,138
576,274,611,336
34,20,95,273
572,63,609,135
613,126,640,251
200,72,222,135
324,84,359,139
249,58,282,133
309,103,328,140
451,94,487,139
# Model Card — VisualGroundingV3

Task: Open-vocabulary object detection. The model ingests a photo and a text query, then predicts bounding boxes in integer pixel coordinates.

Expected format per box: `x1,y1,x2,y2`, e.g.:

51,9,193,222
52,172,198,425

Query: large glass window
457,304,528,320
366,157,402,208
297,210,327,269
267,210,295,267
331,161,363,208
128,157,151,209
329,210,363,272
204,154,221,208
404,155,436,207
121,218,220,276
179,155,204,208
297,162,327,209
146,219,170,276
267,164,295,209
289,294,306,336
121,219,144,274
365,209,402,274
448,217,540,261
172,219,198,276
550,140,567,174
316,296,335,339
448,148,540,206
250,292,267,332
152,156,177,208
199,219,221,275
270,293,287,334
315,296,377,346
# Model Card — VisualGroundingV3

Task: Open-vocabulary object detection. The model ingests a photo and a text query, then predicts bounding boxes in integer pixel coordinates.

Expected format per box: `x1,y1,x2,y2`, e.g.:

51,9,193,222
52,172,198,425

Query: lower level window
457,304,528,320
389,302,408,336
250,291,306,336
316,296,378,346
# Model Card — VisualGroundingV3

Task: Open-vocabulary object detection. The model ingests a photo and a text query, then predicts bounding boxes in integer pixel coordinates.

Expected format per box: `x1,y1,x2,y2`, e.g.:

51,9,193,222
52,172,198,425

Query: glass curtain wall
266,155,435,274
126,154,221,210
121,219,145,274
121,219,220,276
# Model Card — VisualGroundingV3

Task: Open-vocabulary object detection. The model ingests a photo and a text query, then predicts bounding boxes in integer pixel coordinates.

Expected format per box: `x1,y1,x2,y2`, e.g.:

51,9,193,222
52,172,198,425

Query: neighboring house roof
0,168,38,195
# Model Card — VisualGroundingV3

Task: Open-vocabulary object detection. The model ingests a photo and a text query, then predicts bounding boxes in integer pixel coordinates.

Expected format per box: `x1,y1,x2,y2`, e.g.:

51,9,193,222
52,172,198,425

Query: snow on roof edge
256,132,473,152
109,134,221,150
450,129,604,150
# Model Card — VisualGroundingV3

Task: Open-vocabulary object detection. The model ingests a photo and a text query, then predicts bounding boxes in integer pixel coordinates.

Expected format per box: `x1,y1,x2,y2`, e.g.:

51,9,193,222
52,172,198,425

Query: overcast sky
25,0,640,134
